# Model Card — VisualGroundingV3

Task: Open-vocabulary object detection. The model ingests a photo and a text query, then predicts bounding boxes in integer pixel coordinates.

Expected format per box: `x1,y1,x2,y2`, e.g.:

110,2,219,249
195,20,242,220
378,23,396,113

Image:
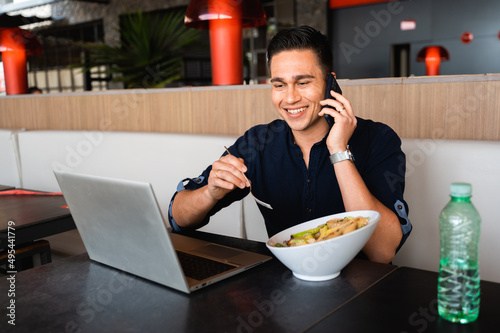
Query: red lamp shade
0,28,42,95
417,46,450,76
185,0,266,85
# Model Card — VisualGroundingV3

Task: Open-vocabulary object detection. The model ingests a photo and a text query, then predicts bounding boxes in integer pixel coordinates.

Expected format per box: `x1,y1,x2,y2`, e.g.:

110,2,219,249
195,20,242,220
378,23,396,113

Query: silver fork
224,146,273,210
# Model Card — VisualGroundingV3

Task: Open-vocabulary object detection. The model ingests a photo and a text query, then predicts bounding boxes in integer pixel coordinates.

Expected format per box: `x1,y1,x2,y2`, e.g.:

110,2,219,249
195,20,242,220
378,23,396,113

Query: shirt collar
284,117,333,148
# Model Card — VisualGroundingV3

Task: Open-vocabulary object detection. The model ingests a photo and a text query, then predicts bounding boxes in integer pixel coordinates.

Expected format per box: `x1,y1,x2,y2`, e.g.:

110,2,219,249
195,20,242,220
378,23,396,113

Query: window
243,0,296,83
27,20,105,92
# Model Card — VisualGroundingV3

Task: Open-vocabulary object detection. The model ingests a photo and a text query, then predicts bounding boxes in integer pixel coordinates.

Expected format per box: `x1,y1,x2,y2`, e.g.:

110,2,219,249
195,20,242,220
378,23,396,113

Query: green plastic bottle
438,183,481,323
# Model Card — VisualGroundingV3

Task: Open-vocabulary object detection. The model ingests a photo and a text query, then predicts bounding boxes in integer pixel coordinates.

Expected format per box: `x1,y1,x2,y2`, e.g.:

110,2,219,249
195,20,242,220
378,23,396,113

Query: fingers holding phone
319,73,357,152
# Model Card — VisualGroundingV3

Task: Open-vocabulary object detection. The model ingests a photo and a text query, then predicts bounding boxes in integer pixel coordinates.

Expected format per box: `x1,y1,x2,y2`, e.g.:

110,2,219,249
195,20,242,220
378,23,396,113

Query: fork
224,146,273,210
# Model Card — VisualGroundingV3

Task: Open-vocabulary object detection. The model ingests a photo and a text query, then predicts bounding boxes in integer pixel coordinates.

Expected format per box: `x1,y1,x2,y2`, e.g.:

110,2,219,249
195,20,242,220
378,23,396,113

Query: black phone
325,72,342,100
324,73,342,122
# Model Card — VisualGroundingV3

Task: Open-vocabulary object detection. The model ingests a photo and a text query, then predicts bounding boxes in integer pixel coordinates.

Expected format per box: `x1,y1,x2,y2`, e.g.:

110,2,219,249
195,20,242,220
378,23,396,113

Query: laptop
54,171,271,294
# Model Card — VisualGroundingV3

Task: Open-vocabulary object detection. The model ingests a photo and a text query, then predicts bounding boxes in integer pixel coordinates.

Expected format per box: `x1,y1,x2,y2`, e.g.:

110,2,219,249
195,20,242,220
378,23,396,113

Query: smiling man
169,26,412,263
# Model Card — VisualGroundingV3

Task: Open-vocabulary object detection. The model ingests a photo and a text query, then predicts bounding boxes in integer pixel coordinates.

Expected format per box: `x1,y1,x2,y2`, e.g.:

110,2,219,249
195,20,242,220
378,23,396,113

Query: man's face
270,49,327,137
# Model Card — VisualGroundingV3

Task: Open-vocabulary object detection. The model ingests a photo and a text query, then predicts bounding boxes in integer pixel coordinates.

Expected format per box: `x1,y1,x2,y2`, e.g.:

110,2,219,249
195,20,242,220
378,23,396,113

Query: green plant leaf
74,9,202,89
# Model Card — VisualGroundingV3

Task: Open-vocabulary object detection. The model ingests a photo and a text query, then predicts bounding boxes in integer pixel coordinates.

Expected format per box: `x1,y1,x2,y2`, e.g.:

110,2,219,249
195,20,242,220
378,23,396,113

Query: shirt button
307,178,312,183
297,152,301,157
307,208,312,213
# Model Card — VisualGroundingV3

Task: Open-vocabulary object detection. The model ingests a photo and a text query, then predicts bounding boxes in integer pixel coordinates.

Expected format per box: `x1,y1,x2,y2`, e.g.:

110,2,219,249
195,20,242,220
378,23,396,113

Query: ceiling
0,0,108,28
0,12,55,27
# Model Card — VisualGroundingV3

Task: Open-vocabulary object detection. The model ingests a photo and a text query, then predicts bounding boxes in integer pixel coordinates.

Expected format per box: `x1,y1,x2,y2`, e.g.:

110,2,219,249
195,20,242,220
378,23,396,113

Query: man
28,86,42,94
169,26,411,263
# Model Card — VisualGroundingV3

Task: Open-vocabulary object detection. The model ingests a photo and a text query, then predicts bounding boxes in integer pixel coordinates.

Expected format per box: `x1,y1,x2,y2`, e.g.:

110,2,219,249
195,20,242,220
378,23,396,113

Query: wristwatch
329,145,355,164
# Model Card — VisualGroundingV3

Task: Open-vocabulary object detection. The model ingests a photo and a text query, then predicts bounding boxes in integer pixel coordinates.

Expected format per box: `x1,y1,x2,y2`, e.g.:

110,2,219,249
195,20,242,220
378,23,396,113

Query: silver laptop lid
54,171,191,293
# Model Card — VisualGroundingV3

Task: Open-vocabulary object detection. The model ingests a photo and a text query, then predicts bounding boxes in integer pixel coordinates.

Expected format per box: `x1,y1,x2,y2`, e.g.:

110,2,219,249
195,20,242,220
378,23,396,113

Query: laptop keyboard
176,251,236,281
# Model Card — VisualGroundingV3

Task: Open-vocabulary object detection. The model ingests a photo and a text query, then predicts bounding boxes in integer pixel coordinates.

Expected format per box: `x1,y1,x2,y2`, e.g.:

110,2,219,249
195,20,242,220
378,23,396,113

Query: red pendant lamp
417,46,450,76
185,0,266,85
0,28,42,95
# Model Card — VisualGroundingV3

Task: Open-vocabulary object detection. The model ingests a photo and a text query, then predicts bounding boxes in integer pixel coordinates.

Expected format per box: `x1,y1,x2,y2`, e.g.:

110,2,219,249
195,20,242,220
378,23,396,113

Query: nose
285,85,301,104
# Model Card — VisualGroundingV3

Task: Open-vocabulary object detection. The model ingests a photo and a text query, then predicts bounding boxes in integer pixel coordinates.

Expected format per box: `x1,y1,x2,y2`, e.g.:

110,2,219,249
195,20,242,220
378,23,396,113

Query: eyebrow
270,74,315,83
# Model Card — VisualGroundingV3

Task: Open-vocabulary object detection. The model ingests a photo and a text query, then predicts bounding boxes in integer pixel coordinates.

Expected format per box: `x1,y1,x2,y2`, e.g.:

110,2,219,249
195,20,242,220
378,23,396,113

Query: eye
298,81,310,86
273,83,284,89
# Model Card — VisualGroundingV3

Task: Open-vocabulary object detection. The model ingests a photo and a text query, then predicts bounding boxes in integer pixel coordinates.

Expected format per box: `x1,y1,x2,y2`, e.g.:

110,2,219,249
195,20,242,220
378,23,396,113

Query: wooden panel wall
400,76,500,141
0,74,499,141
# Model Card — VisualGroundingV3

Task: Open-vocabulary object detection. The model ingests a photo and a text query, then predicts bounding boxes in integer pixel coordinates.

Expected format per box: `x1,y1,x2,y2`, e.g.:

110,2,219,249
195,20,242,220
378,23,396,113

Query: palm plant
77,10,202,88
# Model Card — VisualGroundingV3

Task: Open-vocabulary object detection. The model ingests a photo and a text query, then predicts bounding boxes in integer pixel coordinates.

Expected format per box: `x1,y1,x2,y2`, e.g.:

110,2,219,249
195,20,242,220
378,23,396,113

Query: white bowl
266,210,380,281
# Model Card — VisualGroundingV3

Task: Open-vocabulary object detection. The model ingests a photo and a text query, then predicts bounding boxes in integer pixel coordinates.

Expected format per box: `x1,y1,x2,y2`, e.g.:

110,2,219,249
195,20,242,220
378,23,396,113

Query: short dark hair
28,86,42,94
266,26,333,76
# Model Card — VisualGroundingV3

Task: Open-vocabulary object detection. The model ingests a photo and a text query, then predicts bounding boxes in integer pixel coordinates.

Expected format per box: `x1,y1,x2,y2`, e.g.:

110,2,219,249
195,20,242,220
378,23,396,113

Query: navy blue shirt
169,117,412,250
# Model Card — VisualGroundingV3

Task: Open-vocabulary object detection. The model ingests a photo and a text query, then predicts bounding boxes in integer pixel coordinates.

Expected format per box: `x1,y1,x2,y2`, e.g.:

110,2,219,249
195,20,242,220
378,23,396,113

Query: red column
209,15,242,85
0,28,29,95
2,50,28,95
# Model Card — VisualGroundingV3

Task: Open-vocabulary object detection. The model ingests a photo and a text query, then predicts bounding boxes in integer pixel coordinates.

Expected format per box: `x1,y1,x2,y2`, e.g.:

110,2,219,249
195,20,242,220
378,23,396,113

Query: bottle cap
450,182,472,197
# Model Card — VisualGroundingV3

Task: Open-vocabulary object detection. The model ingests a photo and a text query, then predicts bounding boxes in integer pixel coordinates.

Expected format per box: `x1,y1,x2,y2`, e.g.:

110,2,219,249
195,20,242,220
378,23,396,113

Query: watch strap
329,145,354,164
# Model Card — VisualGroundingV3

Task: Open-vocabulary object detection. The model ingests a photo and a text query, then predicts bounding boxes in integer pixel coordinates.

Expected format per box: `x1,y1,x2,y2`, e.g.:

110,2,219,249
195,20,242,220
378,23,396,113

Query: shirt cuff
167,177,210,233
168,191,183,232
394,199,412,252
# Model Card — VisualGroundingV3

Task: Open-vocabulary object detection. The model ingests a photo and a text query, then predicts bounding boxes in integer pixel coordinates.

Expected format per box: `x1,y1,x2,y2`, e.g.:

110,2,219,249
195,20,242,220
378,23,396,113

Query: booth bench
1,128,499,283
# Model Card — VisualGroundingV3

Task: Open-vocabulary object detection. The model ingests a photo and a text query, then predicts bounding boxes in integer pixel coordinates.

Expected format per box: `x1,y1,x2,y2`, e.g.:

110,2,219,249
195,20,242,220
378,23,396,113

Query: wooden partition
1,74,499,140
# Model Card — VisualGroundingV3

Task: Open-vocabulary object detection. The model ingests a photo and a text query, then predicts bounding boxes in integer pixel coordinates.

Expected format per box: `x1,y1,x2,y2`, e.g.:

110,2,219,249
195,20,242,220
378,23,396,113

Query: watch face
346,145,354,162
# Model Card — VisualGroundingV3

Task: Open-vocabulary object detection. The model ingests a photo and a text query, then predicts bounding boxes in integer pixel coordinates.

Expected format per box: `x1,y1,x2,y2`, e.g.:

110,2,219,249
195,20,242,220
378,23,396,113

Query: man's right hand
207,154,250,201
171,153,250,228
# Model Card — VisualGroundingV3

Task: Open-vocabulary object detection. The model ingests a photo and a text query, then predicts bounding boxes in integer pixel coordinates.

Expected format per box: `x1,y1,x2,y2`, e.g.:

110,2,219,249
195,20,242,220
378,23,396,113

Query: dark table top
306,266,499,332
0,191,75,248
0,231,397,333
0,185,15,191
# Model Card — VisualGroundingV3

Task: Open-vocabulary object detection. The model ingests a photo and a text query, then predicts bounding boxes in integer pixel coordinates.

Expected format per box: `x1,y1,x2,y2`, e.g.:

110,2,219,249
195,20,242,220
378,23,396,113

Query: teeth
287,107,307,115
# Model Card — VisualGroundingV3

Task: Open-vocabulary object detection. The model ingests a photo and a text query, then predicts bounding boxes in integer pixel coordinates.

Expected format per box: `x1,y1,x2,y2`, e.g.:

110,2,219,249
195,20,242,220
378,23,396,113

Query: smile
286,107,307,115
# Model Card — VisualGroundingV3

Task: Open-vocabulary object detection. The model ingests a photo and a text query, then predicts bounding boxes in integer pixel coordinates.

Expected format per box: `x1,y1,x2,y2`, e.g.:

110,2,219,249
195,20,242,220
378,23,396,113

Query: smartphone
323,73,343,122
325,72,342,100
